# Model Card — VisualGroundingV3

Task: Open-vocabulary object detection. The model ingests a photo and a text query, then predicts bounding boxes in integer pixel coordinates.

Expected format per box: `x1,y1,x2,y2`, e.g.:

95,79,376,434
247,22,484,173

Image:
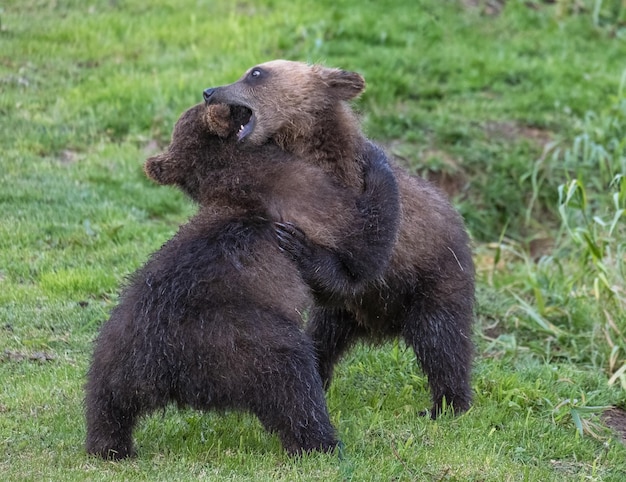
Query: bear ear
144,153,177,185
317,67,366,100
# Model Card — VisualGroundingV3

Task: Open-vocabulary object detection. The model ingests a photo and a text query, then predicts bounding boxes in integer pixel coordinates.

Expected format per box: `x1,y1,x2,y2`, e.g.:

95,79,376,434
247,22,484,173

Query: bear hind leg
402,300,473,418
247,342,339,454
85,382,142,460
84,351,168,459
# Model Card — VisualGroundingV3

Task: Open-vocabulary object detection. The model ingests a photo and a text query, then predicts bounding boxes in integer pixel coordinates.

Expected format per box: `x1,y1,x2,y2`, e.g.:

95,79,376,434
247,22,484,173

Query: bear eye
249,68,263,80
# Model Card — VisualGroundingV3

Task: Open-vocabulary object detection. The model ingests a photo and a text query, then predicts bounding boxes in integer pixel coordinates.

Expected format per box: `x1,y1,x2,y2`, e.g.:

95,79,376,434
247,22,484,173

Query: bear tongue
237,115,256,142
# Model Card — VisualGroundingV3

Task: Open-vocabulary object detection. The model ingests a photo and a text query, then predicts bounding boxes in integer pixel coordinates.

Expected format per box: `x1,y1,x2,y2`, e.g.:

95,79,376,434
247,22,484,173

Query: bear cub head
202,59,365,146
144,103,257,201
202,60,369,189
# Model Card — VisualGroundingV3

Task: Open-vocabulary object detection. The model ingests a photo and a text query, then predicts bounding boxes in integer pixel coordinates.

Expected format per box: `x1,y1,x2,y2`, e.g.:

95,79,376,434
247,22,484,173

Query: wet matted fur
204,60,476,417
84,102,400,459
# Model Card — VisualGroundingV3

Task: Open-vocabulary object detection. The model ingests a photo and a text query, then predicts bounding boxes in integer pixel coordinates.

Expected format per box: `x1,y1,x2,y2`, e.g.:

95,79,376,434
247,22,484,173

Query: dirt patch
461,1,557,17
387,141,468,198
425,169,468,198
384,118,554,199
602,407,626,445
1,350,56,363
460,0,506,16
57,149,81,164
420,148,469,198
483,121,554,151
527,236,555,261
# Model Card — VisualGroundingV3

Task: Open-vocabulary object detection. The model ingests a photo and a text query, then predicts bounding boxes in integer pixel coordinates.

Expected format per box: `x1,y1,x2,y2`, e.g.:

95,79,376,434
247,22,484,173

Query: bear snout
203,88,215,103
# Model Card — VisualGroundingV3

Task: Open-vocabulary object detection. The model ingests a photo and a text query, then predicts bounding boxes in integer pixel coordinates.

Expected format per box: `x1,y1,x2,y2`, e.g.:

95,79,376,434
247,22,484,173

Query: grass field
1,0,625,480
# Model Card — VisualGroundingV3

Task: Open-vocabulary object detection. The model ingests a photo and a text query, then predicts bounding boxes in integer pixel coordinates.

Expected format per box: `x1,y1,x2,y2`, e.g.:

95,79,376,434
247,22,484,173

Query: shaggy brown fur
84,102,400,459
203,60,368,189
145,103,400,294
203,60,476,417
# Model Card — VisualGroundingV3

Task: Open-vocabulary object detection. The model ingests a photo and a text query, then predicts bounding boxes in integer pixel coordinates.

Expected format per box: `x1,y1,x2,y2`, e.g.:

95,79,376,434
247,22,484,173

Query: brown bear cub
144,103,400,295
203,60,476,418
84,103,400,459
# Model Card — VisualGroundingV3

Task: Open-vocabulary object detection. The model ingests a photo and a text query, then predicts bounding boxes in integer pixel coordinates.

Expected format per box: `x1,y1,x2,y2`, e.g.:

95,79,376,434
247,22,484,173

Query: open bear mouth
229,105,255,142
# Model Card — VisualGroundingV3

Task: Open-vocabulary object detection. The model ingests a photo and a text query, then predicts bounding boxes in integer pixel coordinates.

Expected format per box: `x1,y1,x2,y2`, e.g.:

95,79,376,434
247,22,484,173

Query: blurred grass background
1,0,625,480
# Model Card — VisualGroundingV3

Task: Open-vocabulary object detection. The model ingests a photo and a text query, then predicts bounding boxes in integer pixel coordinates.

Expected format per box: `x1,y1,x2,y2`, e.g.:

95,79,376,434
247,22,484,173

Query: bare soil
603,407,626,445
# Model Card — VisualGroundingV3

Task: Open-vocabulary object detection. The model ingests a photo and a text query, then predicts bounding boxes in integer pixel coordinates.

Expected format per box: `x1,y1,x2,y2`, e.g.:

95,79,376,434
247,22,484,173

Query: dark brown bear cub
204,60,475,418
84,103,400,459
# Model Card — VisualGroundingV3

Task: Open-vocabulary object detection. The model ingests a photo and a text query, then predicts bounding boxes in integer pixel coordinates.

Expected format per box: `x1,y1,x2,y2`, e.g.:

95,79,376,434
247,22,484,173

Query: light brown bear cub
84,102,400,459
203,60,475,418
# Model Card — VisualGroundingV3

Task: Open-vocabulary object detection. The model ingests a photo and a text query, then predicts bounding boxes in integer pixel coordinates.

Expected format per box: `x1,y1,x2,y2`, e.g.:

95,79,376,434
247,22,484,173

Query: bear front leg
274,221,360,302
350,140,401,276
274,141,400,299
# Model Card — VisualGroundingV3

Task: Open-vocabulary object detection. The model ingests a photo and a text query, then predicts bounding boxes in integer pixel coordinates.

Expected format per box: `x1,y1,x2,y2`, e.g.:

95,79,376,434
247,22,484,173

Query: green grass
1,0,626,480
